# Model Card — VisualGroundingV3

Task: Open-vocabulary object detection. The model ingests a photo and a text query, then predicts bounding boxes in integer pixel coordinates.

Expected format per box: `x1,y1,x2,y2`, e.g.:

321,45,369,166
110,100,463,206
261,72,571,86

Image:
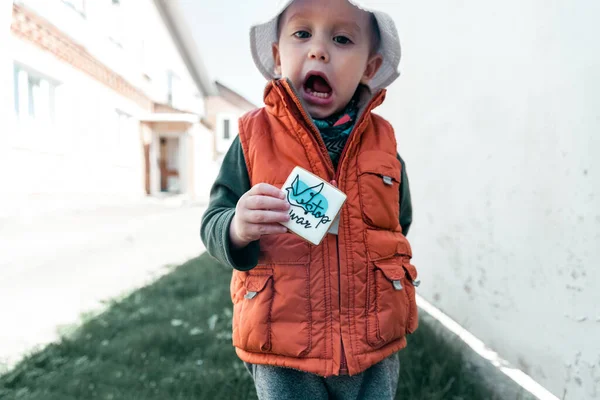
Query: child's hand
229,183,290,249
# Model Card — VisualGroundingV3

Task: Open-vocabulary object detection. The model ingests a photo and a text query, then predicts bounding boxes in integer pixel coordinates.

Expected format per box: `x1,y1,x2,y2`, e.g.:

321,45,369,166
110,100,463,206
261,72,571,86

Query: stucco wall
191,123,218,204
375,1,600,398
3,34,146,216
1,2,14,133
14,0,202,113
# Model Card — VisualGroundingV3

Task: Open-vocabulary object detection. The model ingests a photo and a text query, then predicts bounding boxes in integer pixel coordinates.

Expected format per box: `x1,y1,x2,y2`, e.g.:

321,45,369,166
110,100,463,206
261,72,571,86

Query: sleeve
397,153,413,236
200,136,260,271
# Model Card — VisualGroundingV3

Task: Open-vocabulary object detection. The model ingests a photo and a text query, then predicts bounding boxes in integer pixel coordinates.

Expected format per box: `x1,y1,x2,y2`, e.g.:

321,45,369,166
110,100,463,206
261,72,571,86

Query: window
166,70,181,107
223,119,231,140
167,70,174,106
113,109,136,165
13,66,19,115
115,109,128,145
216,114,236,153
62,0,86,16
108,0,123,46
13,64,57,122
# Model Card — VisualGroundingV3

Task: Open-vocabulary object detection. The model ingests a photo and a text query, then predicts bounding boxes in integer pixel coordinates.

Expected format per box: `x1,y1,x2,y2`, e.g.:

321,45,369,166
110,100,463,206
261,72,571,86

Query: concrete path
0,199,207,371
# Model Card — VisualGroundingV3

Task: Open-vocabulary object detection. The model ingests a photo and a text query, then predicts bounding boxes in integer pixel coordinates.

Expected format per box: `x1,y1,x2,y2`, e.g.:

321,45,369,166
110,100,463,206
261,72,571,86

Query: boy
201,0,419,398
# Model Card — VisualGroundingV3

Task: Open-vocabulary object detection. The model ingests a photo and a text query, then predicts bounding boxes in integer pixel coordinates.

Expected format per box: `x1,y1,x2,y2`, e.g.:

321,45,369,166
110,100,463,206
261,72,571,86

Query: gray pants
244,352,400,400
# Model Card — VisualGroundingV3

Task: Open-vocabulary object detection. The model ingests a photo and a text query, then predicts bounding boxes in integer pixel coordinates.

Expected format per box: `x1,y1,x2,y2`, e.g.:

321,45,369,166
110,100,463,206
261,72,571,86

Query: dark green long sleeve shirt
200,136,412,271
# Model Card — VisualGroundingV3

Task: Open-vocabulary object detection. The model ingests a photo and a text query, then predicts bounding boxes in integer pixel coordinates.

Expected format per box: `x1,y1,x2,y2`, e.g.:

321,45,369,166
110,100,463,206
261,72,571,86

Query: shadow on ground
0,253,500,400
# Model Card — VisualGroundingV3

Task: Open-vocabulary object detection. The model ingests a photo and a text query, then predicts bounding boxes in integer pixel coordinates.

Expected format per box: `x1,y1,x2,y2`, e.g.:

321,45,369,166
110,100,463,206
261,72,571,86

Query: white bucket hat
249,0,401,91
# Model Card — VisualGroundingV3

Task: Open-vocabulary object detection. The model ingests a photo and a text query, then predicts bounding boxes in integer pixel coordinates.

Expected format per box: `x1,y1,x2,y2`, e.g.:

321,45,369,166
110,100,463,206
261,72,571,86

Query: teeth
306,87,330,98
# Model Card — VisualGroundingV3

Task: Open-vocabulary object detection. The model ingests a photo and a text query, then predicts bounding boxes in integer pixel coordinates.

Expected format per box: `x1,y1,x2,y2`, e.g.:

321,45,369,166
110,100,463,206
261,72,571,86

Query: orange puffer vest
231,80,419,377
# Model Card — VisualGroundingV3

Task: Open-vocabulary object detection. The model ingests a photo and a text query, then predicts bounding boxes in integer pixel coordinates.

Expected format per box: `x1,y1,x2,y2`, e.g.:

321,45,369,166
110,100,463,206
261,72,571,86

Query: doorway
158,136,180,193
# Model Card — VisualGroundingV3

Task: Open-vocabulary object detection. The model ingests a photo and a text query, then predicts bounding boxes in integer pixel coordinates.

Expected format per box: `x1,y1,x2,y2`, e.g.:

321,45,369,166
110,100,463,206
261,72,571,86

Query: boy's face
273,0,383,119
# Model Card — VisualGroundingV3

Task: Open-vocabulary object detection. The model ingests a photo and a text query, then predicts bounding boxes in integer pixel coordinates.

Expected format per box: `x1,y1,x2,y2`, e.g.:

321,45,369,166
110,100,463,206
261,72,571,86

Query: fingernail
280,191,286,199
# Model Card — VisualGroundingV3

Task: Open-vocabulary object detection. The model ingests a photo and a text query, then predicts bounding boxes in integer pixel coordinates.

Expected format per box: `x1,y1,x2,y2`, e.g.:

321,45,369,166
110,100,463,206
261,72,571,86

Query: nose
308,42,329,63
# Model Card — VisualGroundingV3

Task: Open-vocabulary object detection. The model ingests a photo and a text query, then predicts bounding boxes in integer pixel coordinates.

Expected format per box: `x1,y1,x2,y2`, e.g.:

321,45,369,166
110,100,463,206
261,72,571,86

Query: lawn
0,253,499,400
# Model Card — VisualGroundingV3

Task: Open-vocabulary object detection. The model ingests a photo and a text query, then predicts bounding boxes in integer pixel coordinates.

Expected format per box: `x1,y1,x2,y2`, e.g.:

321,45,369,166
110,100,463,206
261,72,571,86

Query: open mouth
303,72,333,99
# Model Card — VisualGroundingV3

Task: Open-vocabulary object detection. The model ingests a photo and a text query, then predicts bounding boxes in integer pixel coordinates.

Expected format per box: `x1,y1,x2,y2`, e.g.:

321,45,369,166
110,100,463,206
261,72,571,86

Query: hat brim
249,0,401,91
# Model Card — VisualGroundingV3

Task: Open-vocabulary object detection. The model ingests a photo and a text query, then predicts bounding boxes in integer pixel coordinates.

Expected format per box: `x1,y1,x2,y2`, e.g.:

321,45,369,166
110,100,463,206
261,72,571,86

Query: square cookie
280,166,347,245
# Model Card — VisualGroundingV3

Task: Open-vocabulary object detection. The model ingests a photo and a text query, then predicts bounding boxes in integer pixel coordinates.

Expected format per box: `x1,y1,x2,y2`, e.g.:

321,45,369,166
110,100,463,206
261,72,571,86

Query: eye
333,36,352,45
293,31,311,39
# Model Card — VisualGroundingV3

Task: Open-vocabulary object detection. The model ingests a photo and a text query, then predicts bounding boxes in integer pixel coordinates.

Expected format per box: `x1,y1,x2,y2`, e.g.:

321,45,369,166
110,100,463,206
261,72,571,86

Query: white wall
374,1,599,398
0,6,13,210
3,35,146,216
1,3,14,148
0,2,12,109
206,94,254,158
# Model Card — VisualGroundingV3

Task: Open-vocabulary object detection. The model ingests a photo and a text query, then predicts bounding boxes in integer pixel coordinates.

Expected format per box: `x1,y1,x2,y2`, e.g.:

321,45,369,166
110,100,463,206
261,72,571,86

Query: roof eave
153,0,217,97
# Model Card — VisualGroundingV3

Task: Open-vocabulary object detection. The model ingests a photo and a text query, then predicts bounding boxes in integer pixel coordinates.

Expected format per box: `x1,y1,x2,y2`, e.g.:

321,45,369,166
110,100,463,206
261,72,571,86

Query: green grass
0,253,498,400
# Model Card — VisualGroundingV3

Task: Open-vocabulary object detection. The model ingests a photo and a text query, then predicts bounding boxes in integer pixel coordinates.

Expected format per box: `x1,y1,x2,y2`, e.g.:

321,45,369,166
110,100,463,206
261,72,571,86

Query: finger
248,223,288,237
244,210,290,224
246,195,290,211
250,183,286,199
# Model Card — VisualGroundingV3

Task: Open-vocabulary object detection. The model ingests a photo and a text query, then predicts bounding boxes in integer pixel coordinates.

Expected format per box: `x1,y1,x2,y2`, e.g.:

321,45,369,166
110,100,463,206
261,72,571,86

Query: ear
360,53,383,84
272,43,282,76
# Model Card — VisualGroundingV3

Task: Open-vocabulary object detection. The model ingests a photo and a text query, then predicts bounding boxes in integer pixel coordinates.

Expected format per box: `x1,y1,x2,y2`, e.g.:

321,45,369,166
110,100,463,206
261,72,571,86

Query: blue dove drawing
285,175,329,219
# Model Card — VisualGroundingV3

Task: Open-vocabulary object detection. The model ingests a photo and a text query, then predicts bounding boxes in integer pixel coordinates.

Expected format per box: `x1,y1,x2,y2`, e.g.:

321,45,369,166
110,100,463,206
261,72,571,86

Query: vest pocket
402,259,419,334
233,234,313,357
258,234,312,357
232,269,274,353
366,256,419,348
357,151,401,230
268,262,312,357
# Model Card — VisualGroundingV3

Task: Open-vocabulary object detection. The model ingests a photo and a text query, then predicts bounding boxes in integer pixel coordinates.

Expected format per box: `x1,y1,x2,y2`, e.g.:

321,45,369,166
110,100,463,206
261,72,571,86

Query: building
1,0,217,217
205,81,258,161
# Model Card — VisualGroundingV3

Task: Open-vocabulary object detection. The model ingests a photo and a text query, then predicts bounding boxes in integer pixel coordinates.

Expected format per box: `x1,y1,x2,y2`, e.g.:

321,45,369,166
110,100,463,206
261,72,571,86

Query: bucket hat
249,0,401,91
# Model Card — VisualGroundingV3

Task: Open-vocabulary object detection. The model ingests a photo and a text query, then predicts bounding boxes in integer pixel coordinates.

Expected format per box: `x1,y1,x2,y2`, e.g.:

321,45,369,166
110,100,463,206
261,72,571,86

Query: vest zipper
340,340,348,375
332,95,377,375
282,80,335,178
332,99,377,182
336,234,349,375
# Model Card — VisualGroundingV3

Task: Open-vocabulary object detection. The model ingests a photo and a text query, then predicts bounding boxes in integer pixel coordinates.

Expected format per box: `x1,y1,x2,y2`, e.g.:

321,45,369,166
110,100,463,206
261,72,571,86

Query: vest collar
262,79,388,179
263,79,387,125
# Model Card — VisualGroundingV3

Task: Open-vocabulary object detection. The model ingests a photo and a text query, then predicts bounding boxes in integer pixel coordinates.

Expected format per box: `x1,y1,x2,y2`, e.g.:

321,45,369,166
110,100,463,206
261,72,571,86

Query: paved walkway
0,199,207,371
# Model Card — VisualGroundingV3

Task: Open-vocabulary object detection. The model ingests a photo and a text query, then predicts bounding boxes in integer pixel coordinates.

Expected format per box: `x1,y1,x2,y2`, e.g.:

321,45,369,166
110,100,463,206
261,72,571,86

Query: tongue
311,76,331,93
